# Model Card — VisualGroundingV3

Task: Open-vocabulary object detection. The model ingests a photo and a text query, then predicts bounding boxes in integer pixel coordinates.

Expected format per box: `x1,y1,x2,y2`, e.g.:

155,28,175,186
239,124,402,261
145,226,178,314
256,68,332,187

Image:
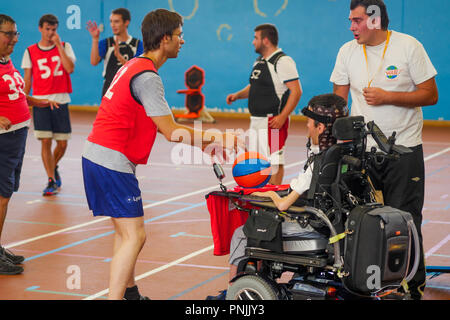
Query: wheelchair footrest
245,247,328,268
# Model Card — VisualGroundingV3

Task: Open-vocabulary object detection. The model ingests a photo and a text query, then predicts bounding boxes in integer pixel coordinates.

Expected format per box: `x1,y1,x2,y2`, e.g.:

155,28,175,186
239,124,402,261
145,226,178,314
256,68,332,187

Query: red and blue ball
232,152,271,188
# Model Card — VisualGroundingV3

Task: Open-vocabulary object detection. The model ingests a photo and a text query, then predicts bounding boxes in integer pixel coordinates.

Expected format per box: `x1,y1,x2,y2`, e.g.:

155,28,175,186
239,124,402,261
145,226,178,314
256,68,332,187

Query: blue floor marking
26,286,108,298
170,232,212,239
23,202,206,262
168,271,229,300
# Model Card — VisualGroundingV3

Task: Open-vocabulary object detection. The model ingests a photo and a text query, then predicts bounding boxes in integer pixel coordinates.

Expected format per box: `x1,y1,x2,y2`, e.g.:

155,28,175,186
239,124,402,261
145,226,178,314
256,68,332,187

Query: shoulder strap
129,38,138,47
107,37,115,47
267,51,286,73
306,152,324,200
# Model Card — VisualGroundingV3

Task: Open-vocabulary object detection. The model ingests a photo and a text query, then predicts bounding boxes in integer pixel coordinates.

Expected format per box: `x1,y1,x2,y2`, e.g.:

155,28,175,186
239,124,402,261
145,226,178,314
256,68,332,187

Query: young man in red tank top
22,14,76,196
82,9,243,300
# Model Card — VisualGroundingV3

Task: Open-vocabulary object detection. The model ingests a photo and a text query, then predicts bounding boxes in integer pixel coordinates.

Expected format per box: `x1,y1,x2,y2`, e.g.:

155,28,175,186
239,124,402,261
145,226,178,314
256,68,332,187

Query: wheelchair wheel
226,275,278,300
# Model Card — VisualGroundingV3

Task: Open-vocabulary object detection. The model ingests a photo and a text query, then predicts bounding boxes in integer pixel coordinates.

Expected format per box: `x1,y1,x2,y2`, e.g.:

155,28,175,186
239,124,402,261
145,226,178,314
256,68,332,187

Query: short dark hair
350,0,389,30
39,14,59,27
0,14,15,27
254,24,278,46
112,8,131,22
141,9,183,52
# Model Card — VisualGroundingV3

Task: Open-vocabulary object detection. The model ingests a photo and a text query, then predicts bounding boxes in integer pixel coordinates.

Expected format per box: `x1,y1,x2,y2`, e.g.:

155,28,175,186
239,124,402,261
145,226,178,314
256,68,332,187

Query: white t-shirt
289,145,320,195
330,30,437,148
21,42,76,104
259,48,302,102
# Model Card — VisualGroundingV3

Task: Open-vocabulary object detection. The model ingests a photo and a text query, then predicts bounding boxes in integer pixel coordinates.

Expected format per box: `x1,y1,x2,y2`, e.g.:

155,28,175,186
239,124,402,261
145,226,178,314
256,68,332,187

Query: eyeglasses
0,30,20,39
172,32,183,40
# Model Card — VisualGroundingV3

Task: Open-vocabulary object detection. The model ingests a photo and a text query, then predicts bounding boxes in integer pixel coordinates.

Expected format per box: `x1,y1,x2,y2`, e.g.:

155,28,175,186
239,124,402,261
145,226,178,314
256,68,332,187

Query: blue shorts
0,127,28,198
82,157,144,218
33,104,71,140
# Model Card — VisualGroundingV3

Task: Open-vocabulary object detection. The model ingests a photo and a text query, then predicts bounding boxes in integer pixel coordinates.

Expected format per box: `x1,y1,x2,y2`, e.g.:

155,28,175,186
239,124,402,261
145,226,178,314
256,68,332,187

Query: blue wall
2,0,449,120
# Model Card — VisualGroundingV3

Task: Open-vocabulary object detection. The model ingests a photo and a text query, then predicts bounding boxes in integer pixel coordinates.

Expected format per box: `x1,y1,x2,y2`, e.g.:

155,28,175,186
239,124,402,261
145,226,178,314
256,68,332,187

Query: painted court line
424,146,450,161
8,147,450,298
82,146,450,300
168,271,229,300
22,202,206,262
15,248,228,271
7,147,449,248
83,244,215,300
425,235,450,259
5,159,306,249
61,218,210,235
26,286,108,299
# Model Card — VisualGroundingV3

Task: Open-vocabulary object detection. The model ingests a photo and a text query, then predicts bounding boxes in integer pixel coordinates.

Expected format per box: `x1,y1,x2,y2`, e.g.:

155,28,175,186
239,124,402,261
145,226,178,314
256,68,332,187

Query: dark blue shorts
82,157,144,218
33,104,71,139
0,127,28,198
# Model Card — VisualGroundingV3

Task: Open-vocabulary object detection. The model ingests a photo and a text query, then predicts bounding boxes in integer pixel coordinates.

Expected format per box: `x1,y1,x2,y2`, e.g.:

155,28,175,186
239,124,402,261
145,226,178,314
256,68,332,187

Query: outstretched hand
30,97,60,110
86,20,100,40
203,132,246,164
0,116,12,130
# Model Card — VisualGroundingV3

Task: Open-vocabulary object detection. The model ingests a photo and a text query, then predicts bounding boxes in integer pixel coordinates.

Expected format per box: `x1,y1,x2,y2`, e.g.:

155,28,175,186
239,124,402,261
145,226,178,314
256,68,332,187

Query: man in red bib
82,9,243,300
0,14,57,275
22,14,76,196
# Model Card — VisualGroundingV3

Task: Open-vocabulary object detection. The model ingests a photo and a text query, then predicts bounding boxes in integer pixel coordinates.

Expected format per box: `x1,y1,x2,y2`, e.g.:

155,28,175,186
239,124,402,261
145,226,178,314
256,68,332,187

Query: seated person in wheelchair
206,94,349,300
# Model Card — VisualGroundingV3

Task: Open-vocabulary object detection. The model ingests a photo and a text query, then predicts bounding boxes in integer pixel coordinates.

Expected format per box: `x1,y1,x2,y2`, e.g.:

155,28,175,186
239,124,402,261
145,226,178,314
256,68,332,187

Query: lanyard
363,30,391,87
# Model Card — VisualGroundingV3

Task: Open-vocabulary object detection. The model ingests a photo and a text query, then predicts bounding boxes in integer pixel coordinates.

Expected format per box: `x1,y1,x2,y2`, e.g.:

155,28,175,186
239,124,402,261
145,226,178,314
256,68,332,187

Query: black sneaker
123,285,150,300
0,255,23,275
54,165,61,188
43,178,59,196
0,246,24,265
123,294,151,300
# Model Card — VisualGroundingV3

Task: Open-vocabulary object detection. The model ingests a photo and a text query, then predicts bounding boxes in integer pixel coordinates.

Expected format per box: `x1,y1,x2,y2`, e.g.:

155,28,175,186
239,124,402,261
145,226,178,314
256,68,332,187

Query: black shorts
32,104,71,140
0,127,28,198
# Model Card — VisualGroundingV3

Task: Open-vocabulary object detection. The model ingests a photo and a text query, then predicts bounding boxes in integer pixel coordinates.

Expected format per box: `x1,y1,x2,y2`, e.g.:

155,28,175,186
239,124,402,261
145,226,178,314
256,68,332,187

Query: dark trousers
368,145,426,298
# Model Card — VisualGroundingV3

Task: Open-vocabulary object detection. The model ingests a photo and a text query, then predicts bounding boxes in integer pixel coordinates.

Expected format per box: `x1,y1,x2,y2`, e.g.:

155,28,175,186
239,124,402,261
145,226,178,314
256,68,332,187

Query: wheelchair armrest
240,195,273,202
248,201,308,214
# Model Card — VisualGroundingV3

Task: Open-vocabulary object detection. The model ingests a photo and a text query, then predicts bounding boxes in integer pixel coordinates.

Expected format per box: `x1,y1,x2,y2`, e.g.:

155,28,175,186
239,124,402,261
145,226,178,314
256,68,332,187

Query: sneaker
123,285,150,300
0,246,24,265
206,290,227,300
43,178,59,196
123,296,151,300
54,165,61,188
0,255,23,275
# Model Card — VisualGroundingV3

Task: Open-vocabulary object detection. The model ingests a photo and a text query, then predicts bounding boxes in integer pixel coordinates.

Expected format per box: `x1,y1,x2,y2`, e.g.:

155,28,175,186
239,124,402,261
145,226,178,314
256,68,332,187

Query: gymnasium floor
1,110,449,300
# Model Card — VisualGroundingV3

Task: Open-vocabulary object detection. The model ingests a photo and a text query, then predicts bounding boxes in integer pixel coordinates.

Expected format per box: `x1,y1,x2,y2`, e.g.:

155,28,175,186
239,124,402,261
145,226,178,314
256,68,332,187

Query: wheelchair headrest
332,116,365,141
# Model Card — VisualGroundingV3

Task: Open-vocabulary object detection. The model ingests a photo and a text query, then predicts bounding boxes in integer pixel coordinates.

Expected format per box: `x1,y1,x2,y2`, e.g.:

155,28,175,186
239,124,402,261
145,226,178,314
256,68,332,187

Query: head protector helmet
302,93,349,151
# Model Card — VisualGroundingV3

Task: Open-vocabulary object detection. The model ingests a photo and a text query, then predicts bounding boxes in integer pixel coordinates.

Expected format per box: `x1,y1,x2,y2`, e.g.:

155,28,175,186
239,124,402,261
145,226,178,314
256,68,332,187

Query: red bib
0,60,30,125
88,57,158,165
27,43,72,95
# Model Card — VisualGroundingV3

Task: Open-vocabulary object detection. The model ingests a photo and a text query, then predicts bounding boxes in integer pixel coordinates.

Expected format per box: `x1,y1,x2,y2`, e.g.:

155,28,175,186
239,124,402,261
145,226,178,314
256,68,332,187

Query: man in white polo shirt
330,0,438,300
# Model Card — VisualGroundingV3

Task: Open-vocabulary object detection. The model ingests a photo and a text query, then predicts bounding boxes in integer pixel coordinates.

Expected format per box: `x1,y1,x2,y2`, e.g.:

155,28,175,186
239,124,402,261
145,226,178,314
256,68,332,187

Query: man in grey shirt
82,9,243,300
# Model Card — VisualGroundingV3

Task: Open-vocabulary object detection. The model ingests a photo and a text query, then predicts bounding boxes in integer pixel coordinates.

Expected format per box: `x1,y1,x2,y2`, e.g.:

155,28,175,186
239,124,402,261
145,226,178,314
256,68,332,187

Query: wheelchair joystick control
213,163,227,192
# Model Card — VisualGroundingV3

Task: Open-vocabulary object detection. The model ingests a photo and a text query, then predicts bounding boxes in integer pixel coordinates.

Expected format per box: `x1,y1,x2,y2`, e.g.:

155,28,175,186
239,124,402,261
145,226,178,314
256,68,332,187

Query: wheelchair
206,116,420,300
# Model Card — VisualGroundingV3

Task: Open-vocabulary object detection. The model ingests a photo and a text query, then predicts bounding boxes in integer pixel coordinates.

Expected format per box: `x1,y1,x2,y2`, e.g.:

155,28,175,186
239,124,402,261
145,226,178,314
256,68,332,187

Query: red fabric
207,184,289,256
0,60,30,125
207,194,249,256
88,57,158,164
268,116,289,154
232,184,290,194
27,43,72,95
